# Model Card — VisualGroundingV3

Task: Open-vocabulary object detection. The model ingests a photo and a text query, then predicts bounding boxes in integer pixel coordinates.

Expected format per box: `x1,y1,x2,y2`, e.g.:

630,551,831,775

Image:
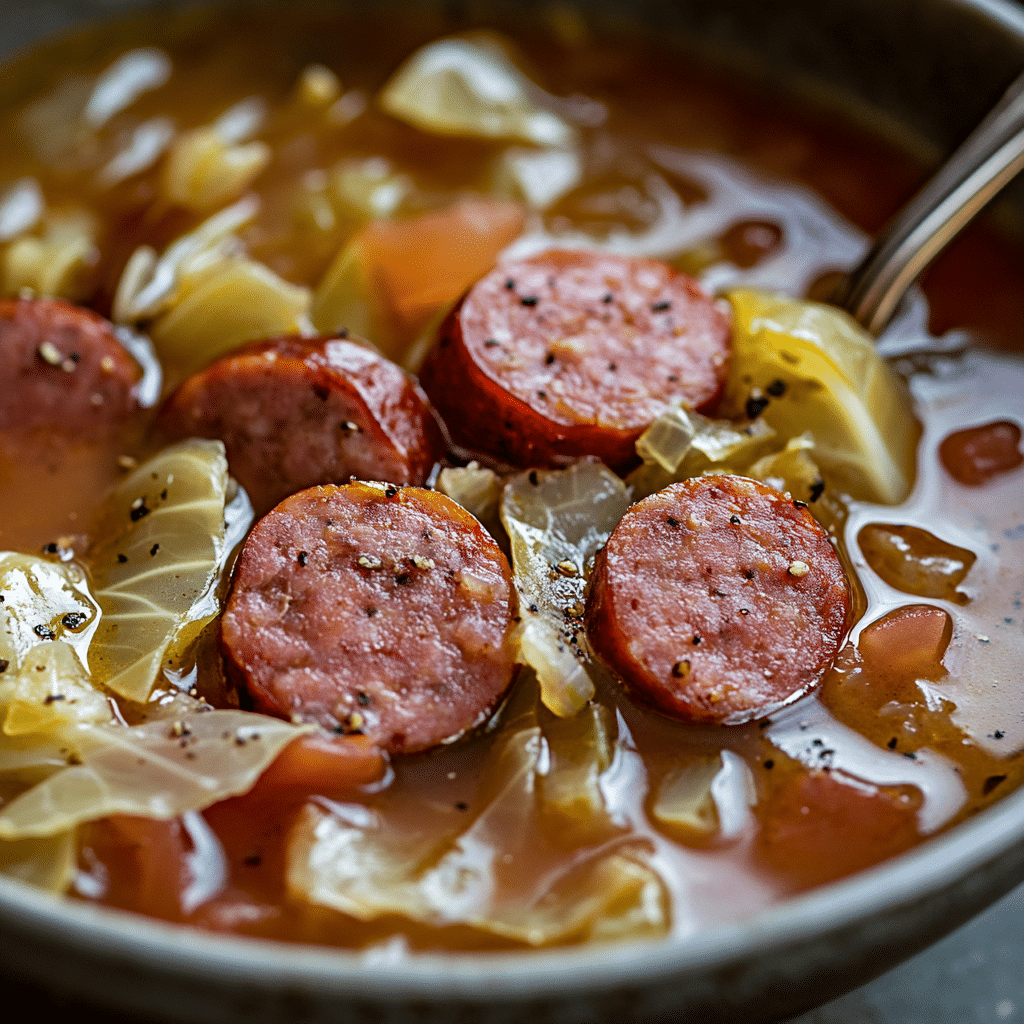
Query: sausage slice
419,250,730,472
222,482,518,754
0,297,140,435
586,475,850,724
159,335,445,514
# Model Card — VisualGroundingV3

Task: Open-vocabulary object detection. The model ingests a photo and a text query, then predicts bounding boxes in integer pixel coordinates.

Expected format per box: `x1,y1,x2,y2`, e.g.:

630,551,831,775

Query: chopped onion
500,461,629,717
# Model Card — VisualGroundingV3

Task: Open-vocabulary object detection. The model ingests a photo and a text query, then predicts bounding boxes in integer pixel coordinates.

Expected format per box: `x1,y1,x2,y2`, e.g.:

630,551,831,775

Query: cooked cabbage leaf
723,289,917,504
378,35,573,145
87,440,245,702
0,702,309,839
0,554,99,674
500,461,629,717
288,724,667,945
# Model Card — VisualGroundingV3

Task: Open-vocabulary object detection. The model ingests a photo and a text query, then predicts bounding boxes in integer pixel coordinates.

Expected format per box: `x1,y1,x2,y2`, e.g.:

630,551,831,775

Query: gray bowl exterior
2,1,1024,1022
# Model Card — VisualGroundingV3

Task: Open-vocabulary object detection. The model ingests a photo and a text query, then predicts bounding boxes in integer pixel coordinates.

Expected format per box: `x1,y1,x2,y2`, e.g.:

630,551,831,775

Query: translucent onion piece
724,289,917,504
628,405,775,502
435,463,503,538
0,707,310,839
0,830,77,891
379,36,573,145
500,461,629,716
652,750,756,845
288,726,667,944
747,434,824,505
150,257,311,378
97,116,175,187
87,440,237,702
0,555,99,674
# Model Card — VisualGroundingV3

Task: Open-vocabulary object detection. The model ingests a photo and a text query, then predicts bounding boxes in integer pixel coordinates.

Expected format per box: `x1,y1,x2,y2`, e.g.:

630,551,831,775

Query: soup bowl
1,1,1023,1021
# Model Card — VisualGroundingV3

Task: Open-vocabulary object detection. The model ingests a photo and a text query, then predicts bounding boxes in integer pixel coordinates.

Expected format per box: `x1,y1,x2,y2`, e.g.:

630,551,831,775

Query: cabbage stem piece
87,440,243,703
500,461,629,717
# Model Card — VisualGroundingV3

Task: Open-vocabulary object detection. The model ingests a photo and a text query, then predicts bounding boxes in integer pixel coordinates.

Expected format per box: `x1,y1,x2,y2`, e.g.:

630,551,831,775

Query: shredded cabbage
288,722,666,944
500,461,629,717
379,35,573,146
0,831,77,891
87,440,246,703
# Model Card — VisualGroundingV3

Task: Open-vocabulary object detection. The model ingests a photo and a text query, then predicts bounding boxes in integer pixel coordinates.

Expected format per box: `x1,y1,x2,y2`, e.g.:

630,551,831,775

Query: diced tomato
756,768,920,887
250,731,387,798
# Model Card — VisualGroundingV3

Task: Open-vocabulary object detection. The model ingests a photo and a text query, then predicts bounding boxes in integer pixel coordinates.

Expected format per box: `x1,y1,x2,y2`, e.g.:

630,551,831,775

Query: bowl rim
3,0,1024,1010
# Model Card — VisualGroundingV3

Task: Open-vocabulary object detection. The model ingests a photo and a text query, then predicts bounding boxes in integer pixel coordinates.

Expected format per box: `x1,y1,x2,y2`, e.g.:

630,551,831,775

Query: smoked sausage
0,297,140,435
221,482,518,754
159,334,445,515
586,475,850,724
418,250,730,472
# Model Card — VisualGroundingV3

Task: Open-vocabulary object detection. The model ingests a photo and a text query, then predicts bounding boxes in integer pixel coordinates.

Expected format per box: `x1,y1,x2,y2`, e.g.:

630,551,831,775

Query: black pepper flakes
730,515,741,525
666,516,680,528
394,572,412,586
745,393,770,419
0,660,8,673
887,737,898,749
130,497,150,521
357,692,371,706
651,300,671,312
365,607,377,617
529,470,539,486
521,295,539,307
243,853,263,868
44,693,66,704
150,543,160,557
117,553,128,564
809,479,825,503
484,338,499,348
505,278,516,290
990,730,1006,740
42,542,59,555
766,379,787,397
297,550,308,567
312,385,329,401
455,801,468,811
160,488,168,501
384,485,400,498
34,624,56,640
763,759,774,770
61,612,87,629
545,351,555,365
602,293,613,303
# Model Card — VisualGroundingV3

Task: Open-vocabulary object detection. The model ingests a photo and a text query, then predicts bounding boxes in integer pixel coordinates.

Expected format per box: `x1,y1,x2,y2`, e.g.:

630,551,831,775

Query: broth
0,5,1022,953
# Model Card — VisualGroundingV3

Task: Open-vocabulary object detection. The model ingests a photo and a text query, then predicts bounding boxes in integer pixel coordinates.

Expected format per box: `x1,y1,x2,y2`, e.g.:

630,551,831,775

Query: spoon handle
841,70,1024,335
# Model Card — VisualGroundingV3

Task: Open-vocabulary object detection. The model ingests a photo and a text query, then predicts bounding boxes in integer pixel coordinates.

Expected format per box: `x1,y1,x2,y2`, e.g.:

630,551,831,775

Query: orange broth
0,5,1022,951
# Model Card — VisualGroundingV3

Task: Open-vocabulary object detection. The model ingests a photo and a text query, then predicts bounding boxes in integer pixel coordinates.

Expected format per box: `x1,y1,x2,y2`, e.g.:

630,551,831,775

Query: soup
0,5,1022,953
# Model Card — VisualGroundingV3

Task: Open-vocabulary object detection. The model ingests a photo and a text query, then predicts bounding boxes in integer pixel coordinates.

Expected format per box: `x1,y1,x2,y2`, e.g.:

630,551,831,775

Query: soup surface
0,5,1023,952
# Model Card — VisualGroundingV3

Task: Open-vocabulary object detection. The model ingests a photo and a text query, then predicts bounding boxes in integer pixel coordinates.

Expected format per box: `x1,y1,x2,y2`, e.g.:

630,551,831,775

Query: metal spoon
840,70,1024,335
